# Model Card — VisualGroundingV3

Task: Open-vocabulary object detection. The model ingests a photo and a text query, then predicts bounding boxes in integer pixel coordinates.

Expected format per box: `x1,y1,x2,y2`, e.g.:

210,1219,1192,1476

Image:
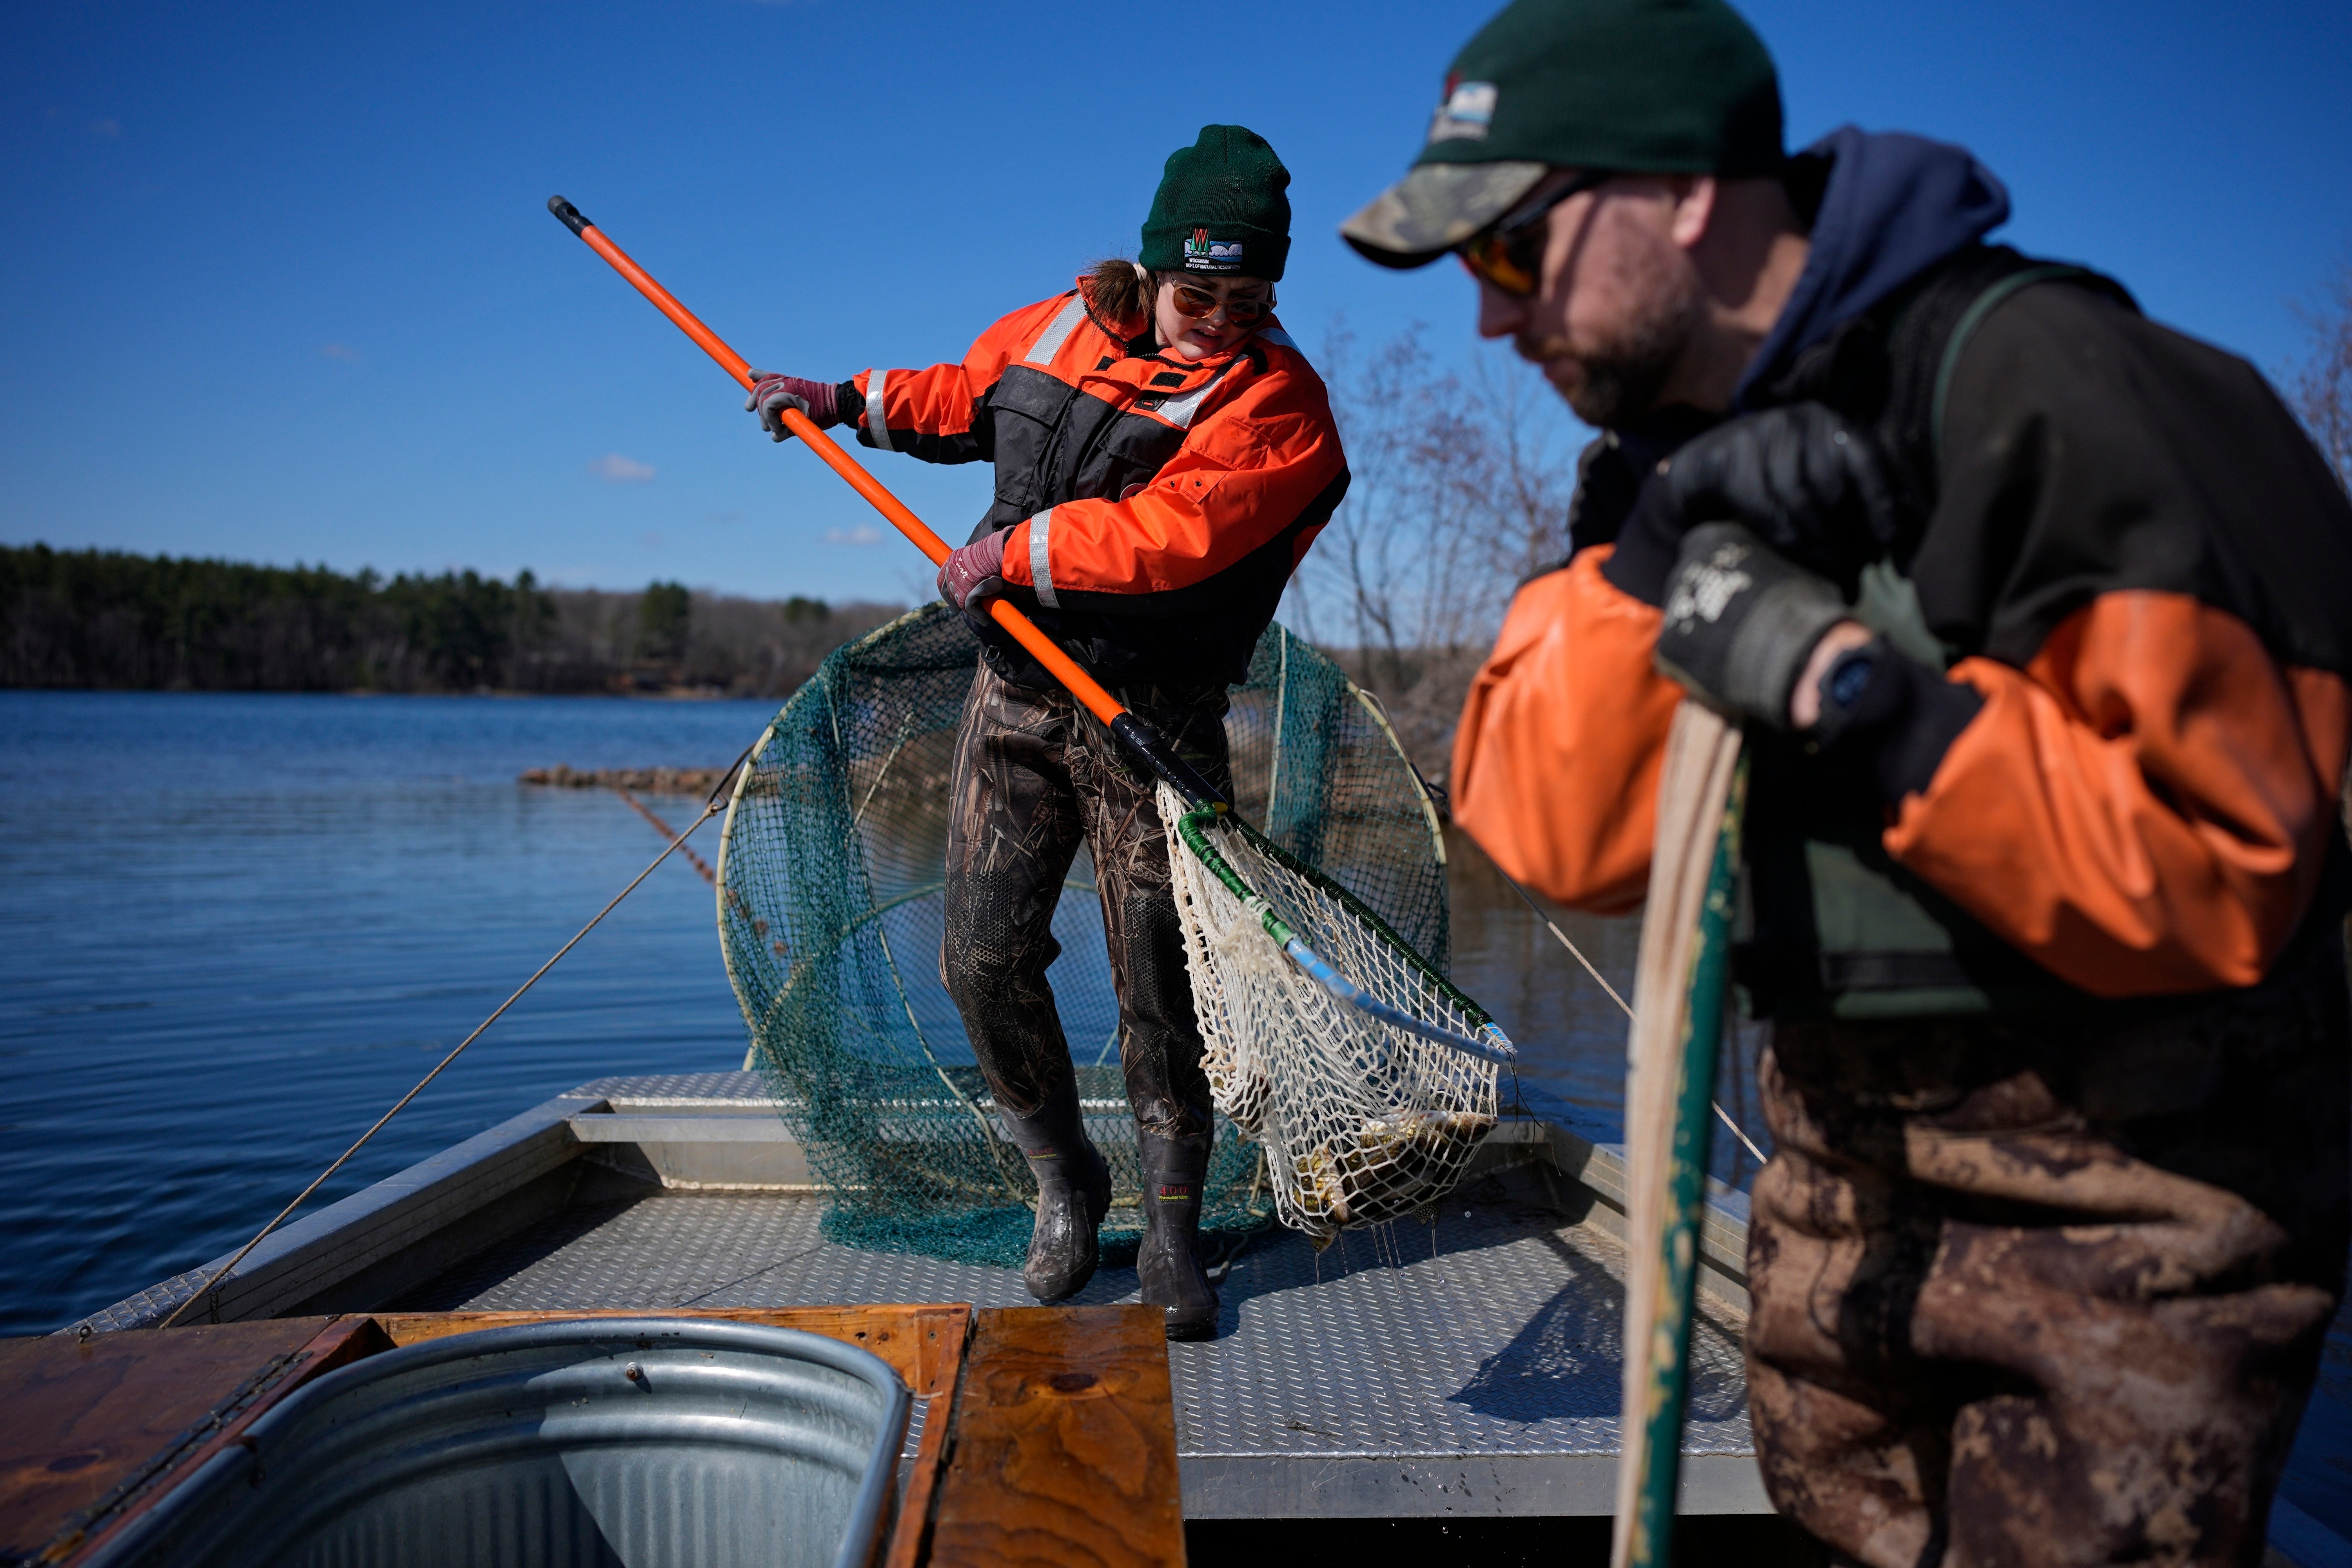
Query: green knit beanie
1139,125,1293,281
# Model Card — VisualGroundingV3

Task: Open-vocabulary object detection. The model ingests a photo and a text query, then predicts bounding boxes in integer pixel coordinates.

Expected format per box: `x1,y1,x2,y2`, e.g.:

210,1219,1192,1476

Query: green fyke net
716,603,1484,1265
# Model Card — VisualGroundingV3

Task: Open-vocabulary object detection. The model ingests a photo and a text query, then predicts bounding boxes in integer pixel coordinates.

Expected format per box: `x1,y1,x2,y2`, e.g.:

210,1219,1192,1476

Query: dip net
717,604,1458,1267
1164,784,1506,1247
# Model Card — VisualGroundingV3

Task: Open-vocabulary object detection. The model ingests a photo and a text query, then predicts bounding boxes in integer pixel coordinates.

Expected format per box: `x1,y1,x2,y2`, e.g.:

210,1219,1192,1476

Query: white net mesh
1162,779,1505,1247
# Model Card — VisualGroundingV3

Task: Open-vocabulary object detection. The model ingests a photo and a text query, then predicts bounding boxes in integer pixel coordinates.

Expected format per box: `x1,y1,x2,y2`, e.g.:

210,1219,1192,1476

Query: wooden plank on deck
928,1305,1184,1568
0,1315,390,1565
372,1302,969,1398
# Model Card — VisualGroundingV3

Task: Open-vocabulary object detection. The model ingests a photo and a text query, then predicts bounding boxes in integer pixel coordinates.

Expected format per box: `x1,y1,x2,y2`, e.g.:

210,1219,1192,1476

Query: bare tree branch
1285,321,1577,782
2288,259,2352,495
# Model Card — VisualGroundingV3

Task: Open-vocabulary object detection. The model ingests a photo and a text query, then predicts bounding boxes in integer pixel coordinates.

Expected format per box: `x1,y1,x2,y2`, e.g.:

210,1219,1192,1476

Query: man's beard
1517,269,1701,427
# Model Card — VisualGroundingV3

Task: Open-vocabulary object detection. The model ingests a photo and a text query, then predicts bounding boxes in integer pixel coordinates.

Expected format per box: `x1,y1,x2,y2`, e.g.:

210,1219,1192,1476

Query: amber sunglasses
1456,169,1614,297
1168,281,1272,325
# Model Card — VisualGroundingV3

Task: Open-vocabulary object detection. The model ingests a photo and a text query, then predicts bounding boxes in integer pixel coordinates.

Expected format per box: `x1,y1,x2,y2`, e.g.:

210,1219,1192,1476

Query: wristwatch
1808,639,1884,750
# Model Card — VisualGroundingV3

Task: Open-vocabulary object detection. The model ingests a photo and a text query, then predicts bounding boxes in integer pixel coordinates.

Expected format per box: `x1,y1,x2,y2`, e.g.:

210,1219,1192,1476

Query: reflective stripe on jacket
848,278,1348,688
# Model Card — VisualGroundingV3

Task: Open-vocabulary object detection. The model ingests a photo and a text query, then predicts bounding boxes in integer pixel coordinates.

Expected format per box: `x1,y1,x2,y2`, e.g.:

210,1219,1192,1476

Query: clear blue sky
6,0,2347,604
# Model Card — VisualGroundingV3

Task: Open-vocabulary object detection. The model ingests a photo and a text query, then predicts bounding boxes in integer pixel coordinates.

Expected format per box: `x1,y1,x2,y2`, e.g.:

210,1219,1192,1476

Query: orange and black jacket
1453,242,2352,1013
833,277,1348,688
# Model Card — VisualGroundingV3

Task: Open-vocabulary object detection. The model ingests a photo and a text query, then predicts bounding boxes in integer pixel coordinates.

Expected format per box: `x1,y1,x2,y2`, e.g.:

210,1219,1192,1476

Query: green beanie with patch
1139,125,1293,281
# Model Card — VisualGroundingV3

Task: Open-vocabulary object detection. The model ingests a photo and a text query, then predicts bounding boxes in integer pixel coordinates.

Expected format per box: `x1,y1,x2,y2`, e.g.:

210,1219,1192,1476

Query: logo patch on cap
1427,79,1497,143
1183,226,1246,271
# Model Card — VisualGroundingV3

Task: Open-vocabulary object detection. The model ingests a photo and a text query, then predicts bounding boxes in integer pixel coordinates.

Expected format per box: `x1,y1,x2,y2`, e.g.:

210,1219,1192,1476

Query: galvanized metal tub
88,1318,912,1568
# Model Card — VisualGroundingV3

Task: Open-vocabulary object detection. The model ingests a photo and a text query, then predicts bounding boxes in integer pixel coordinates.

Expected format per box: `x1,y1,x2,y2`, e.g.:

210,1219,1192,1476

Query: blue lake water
1,688,2340,1539
0,688,1661,1339
0,691,780,1336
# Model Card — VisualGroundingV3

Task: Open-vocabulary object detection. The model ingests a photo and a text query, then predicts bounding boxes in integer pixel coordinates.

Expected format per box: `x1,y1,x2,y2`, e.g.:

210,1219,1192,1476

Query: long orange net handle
547,194,1139,735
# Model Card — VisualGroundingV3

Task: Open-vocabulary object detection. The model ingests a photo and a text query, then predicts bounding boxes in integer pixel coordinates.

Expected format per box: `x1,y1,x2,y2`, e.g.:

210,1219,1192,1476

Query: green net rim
1175,801,1496,1031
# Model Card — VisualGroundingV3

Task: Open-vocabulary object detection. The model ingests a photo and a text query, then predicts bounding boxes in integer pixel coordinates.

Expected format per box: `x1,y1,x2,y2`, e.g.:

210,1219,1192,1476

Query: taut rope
156,743,756,1330
613,786,717,886
1492,864,1768,1168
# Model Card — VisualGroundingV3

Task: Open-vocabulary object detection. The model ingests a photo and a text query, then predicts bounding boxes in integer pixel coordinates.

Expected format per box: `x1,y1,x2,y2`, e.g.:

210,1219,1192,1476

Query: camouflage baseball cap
1342,0,1784,269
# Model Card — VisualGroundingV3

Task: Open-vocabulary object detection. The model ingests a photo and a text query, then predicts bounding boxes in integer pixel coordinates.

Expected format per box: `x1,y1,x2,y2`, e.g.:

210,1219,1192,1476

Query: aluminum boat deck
87,1071,1769,1521
66,1073,2352,1564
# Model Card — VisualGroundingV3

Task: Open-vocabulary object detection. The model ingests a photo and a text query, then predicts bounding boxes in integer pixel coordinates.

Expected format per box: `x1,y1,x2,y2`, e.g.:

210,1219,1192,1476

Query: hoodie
1566,129,2008,557
1734,125,2011,408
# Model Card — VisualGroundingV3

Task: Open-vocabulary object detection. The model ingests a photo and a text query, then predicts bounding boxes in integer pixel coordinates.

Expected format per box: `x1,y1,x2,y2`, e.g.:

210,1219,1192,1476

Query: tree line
0,543,897,697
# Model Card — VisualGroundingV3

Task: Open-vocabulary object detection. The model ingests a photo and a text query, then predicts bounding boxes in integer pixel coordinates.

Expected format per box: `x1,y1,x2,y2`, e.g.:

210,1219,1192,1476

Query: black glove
1563,407,1724,556
1604,403,1895,606
1654,523,1851,729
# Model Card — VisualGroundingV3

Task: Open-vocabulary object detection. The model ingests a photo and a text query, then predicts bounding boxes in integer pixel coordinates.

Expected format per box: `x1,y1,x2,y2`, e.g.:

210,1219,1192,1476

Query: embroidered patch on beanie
1183,227,1248,271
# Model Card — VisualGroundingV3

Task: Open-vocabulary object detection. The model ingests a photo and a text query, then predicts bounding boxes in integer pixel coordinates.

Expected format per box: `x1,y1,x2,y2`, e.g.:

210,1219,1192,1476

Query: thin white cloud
588,453,655,483
823,524,885,546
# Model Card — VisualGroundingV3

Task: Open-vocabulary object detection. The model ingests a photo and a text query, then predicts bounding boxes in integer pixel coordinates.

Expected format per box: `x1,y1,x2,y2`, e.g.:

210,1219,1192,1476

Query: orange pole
546,195,1142,738
570,223,757,391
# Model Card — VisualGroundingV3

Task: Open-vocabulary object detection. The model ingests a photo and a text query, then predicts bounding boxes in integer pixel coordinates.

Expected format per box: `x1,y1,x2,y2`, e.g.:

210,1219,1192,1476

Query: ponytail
1086,257,1155,338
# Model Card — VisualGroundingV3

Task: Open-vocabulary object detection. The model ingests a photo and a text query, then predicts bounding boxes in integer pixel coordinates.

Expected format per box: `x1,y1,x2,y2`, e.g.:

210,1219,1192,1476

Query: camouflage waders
940,662,1233,1141
1745,924,2351,1567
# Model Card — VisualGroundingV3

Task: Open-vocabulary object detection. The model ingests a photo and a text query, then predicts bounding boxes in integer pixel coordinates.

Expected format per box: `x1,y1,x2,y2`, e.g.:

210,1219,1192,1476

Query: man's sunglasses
1168,282,1272,325
1455,169,1614,298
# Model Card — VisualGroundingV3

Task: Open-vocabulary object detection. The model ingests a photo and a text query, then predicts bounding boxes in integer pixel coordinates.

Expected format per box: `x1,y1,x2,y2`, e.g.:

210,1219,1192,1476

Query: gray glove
744,372,840,443
1654,523,1850,729
936,528,1007,613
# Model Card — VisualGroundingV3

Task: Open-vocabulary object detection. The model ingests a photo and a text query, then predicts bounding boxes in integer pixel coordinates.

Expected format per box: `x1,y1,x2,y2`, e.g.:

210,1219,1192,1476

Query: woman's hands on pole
545,197,957,568
936,531,1007,614
746,373,842,441
544,193,1227,811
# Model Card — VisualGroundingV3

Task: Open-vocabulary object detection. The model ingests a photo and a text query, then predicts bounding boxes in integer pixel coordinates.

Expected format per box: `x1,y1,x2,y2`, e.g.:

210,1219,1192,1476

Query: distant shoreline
2,542,897,699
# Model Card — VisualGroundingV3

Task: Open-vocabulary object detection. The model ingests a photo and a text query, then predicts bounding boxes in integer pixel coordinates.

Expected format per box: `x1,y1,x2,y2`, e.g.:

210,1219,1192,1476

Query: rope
156,744,756,1330
613,786,716,886
1492,864,1769,1169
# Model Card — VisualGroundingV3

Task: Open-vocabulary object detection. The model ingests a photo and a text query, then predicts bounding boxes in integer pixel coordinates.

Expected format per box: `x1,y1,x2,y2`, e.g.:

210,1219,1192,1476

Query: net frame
714,605,1461,1265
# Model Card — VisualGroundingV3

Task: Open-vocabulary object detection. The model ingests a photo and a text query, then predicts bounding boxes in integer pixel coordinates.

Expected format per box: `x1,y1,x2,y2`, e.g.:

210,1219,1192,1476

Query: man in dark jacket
1344,0,2352,1562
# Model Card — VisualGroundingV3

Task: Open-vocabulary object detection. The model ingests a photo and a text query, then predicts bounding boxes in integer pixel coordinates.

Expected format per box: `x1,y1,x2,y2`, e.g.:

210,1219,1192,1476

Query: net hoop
714,608,1461,1265
1163,781,1505,1245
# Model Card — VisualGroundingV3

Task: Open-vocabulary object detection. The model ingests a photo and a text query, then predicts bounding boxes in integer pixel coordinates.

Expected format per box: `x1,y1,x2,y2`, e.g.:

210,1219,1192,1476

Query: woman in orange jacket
744,125,1348,1339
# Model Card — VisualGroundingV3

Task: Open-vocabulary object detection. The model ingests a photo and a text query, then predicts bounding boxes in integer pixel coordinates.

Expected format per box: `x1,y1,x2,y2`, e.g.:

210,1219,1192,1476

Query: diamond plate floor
399,1172,1752,1480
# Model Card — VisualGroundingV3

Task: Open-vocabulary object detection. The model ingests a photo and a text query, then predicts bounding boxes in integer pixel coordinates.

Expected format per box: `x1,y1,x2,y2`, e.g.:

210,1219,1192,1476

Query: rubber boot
1136,1129,1220,1341
999,1085,1112,1305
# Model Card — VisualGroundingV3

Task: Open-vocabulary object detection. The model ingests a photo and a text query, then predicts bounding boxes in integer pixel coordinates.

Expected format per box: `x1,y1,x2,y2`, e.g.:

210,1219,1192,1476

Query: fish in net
716,603,1465,1266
